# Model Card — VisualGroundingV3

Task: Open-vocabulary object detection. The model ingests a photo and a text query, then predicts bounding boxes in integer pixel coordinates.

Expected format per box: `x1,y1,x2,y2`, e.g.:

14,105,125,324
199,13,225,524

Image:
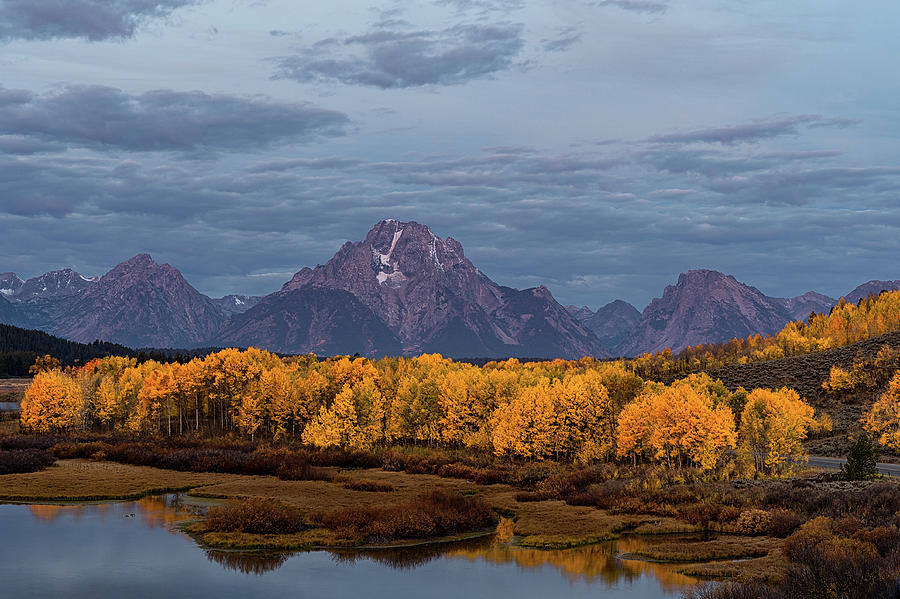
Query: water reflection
27,494,206,534
8,495,698,597
333,523,696,593
205,550,290,575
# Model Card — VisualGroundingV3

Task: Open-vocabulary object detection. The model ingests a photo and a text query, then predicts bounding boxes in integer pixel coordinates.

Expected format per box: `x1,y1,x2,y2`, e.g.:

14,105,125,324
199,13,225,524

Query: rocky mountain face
773,291,837,322
622,270,825,356
218,286,403,356
14,269,97,302
569,300,641,357
2,227,897,358
51,254,226,348
0,295,27,328
212,294,262,317
846,280,900,304
278,220,605,358
0,273,23,298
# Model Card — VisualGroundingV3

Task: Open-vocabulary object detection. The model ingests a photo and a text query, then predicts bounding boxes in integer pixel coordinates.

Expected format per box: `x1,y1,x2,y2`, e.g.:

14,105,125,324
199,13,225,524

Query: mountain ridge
0,224,893,358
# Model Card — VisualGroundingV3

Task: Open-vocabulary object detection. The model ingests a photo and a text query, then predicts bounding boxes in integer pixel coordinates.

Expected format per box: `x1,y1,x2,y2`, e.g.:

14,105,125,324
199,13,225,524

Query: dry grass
185,523,349,551
0,459,236,501
190,469,491,511
626,535,778,562
0,378,30,395
678,549,788,584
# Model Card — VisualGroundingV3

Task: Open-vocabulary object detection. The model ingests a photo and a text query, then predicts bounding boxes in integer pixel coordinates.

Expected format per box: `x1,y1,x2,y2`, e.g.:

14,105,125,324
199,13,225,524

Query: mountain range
1,220,897,358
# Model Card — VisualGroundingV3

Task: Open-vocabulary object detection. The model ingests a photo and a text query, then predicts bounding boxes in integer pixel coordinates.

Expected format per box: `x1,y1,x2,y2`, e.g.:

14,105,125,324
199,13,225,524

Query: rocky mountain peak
846,280,900,304
105,254,167,277
15,268,98,302
266,220,605,358
52,255,224,348
0,272,23,297
624,270,798,355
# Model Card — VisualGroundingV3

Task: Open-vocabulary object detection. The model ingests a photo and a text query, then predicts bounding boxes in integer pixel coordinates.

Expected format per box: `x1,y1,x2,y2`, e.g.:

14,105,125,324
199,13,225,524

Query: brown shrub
320,489,496,541
854,526,900,557
766,509,803,537
677,502,740,527
0,448,55,474
50,441,112,459
204,497,307,535
276,462,333,482
736,509,772,535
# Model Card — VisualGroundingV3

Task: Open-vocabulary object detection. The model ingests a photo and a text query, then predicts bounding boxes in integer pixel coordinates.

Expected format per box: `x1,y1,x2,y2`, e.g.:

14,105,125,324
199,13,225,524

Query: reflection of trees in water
27,494,204,536
448,536,697,592
329,524,695,593
330,536,495,570
205,550,289,575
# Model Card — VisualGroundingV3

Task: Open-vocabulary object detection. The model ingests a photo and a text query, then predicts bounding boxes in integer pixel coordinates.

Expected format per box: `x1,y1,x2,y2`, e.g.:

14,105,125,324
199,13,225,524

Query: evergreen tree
841,432,879,480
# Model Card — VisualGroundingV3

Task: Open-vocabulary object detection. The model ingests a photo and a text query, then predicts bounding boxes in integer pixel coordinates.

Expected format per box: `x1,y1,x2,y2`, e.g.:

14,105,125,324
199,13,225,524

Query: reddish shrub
0,448,55,474
205,497,307,535
321,489,496,541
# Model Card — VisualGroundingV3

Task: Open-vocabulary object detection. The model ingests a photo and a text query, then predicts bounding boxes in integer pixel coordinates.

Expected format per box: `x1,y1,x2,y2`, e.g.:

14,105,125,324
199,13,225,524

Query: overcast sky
1,0,898,309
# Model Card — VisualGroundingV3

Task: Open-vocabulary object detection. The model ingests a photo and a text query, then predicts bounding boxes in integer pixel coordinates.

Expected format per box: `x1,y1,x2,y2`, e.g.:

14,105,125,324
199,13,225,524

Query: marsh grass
0,459,234,501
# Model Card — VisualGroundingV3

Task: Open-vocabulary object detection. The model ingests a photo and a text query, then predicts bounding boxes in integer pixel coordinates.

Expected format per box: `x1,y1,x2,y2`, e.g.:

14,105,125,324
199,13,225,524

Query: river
0,495,699,598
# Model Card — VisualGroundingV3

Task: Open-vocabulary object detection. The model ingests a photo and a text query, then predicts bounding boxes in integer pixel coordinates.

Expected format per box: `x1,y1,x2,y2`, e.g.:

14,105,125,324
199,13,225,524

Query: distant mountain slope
14,268,97,302
773,291,837,322
0,295,27,329
0,273,23,297
53,254,226,348
212,294,263,317
218,286,402,357
624,270,814,355
846,280,900,304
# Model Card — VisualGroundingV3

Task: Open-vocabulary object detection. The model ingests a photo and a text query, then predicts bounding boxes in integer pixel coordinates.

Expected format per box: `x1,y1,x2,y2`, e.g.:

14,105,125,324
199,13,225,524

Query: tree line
20,349,824,473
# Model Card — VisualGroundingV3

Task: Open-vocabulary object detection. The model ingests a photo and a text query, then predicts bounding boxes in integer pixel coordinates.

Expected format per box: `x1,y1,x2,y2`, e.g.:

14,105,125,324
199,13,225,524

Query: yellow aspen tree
491,379,556,460
739,388,817,474
864,371,900,450
302,384,365,449
21,369,83,433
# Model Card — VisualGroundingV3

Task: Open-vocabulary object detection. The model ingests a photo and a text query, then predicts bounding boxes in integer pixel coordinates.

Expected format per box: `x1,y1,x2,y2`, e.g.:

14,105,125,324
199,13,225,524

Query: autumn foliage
19,349,822,473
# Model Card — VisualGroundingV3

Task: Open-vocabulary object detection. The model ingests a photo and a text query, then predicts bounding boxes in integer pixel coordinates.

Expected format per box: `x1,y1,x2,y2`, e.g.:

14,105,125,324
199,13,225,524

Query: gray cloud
542,27,582,52
0,135,63,155
0,113,897,310
647,115,860,145
0,0,199,42
0,85,349,152
594,0,669,14
435,0,525,15
272,23,525,88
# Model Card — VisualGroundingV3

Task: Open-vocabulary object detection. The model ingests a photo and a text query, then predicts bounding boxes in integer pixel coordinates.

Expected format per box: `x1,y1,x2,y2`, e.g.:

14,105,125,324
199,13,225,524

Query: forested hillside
0,324,135,377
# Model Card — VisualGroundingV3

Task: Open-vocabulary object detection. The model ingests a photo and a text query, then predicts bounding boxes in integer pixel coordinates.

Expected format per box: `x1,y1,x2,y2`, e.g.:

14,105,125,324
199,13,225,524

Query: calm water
0,495,697,599
0,401,19,411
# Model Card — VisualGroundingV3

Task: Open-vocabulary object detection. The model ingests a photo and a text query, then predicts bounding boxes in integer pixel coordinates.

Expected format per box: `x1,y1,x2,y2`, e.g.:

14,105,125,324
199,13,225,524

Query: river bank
0,458,787,583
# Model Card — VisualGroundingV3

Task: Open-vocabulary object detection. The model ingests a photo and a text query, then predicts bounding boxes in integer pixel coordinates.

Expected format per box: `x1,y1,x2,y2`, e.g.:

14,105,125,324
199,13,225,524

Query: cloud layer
273,22,526,88
0,0,199,41
0,85,348,152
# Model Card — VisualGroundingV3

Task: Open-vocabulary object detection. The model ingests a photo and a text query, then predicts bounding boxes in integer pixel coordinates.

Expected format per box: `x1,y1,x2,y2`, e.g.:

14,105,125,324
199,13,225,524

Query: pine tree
841,432,879,480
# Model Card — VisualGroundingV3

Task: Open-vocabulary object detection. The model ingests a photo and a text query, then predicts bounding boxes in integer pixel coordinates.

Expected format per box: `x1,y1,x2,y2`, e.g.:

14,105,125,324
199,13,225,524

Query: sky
1,0,899,310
